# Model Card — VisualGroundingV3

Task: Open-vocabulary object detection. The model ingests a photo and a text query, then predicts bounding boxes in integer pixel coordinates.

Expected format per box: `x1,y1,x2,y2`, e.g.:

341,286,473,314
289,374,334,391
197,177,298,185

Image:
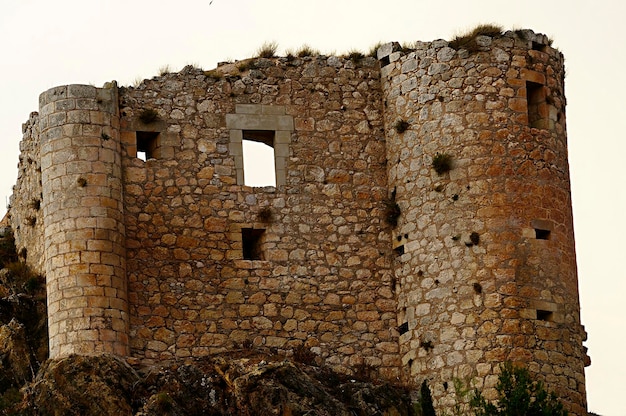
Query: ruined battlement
9,29,588,415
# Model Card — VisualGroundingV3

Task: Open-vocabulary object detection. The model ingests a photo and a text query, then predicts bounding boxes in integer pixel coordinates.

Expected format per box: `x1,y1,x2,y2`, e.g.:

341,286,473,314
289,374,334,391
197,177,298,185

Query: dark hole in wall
394,245,405,255
242,228,265,260
526,81,547,129
537,310,553,321
532,41,547,52
535,229,551,240
136,131,160,160
380,56,390,66
398,322,409,335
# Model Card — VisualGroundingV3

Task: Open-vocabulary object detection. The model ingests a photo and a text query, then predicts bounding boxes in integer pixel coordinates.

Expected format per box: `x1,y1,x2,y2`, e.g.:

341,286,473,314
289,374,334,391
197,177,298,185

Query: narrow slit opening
526,81,547,129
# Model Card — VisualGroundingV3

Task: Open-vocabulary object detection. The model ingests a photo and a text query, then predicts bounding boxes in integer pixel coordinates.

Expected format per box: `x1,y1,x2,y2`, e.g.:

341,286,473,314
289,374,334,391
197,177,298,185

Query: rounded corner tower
39,82,129,358
379,30,587,414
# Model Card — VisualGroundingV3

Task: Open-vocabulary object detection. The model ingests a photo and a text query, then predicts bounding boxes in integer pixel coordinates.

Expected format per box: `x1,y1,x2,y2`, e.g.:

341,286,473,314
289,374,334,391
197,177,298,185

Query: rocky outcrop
24,355,138,416
0,231,48,412
21,353,417,416
0,319,35,389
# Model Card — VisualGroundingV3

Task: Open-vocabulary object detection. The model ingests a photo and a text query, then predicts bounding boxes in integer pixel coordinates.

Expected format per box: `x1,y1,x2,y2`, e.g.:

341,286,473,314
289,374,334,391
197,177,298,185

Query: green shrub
394,119,410,134
470,362,568,416
432,153,453,175
384,198,401,228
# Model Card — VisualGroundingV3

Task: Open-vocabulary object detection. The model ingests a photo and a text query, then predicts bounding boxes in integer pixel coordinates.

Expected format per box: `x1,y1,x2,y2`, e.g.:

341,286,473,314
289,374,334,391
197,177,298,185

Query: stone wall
118,58,400,376
10,112,45,273
379,30,586,415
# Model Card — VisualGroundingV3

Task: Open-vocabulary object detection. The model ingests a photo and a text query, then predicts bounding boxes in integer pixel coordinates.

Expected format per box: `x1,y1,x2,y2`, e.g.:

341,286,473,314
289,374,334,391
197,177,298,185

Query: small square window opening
537,310,553,322
242,228,265,260
136,131,160,161
535,229,551,240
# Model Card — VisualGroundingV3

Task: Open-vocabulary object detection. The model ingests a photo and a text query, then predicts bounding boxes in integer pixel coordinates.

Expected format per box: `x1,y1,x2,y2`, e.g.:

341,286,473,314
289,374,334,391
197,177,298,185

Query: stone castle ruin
8,29,588,414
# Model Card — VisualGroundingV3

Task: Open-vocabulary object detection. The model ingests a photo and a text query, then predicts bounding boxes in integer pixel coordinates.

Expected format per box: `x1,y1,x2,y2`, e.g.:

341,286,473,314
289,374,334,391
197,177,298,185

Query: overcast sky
0,1,623,414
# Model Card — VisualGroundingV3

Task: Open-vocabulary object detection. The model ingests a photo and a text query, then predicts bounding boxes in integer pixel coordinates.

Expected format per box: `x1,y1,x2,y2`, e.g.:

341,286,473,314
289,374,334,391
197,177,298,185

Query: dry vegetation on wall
256,41,279,58
285,44,320,59
448,23,503,51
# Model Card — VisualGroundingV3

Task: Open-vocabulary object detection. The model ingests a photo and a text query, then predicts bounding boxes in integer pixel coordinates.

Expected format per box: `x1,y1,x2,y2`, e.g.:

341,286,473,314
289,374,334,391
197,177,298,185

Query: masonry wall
38,84,129,357
119,58,400,376
379,31,586,415
10,112,45,274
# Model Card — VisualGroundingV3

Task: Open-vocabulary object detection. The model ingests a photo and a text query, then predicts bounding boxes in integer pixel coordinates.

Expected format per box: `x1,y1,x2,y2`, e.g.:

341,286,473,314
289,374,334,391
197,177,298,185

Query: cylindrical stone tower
39,83,129,357
380,31,587,415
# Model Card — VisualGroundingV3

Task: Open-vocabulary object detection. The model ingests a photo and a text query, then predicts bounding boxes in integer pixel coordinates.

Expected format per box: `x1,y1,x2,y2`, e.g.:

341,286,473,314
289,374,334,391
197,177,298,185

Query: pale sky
0,1,623,414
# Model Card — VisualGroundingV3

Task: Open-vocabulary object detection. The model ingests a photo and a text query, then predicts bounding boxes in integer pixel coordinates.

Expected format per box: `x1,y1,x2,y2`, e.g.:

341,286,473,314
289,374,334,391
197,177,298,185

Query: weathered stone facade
9,29,588,415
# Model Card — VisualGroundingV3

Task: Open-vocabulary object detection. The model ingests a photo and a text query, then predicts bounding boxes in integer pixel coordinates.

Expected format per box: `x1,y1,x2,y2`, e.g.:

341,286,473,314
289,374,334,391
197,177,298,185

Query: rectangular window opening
242,228,265,260
535,228,551,240
242,130,276,187
398,322,409,335
537,310,553,322
136,131,160,161
526,81,547,129
531,41,547,52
